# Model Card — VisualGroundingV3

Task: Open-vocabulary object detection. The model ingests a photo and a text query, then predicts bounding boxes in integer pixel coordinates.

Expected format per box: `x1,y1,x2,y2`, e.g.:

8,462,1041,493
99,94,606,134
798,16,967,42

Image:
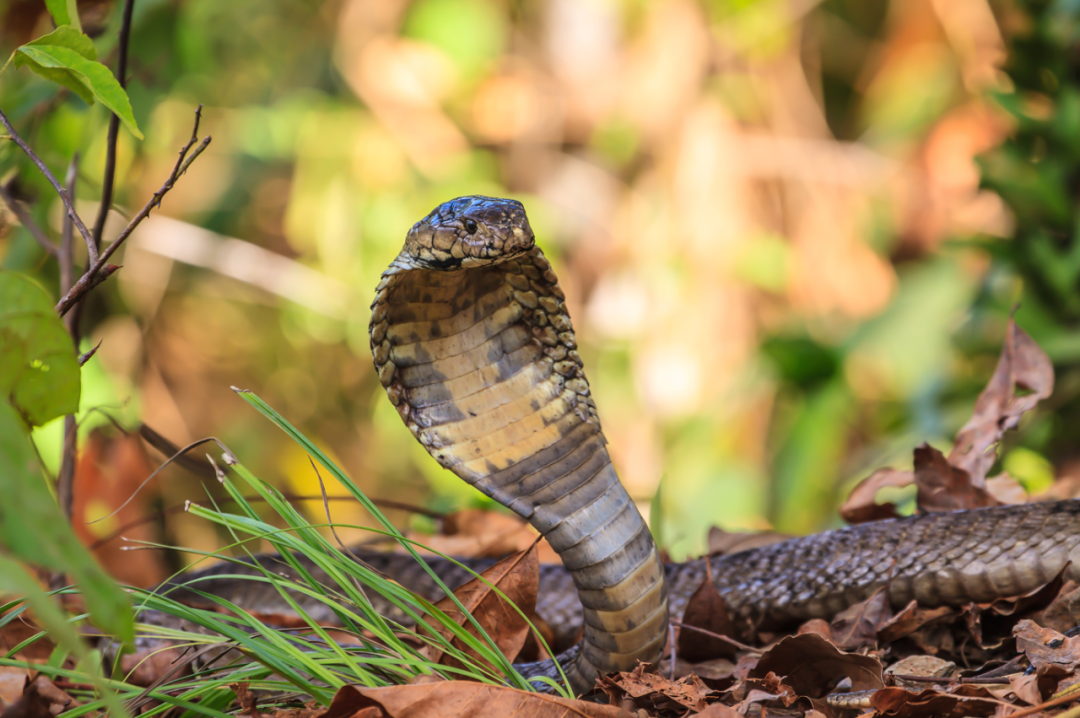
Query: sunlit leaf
0,271,79,427
13,30,142,139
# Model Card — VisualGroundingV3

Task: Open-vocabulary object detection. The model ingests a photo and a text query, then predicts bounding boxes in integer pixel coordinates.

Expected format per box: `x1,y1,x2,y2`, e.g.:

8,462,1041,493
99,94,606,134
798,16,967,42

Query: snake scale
163,196,1080,695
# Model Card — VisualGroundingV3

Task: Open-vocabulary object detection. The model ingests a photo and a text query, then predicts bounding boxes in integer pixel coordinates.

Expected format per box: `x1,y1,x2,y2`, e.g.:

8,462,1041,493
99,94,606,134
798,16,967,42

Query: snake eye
464,218,478,235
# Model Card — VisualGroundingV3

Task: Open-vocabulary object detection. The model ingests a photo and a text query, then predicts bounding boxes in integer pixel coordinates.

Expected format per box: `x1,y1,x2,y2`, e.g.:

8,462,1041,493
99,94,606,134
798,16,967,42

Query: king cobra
163,196,1080,695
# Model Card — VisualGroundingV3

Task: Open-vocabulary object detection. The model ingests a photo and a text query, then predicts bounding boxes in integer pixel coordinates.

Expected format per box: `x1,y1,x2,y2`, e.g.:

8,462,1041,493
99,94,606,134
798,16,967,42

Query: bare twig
60,155,78,295
0,108,97,263
56,106,211,316
887,673,1017,685
78,340,102,367
56,416,78,523
90,0,136,250
0,181,58,257
54,154,82,526
669,621,764,654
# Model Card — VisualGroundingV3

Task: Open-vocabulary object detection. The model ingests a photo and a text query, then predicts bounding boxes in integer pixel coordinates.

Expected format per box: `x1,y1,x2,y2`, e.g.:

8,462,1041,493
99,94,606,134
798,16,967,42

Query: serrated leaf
14,41,142,139
43,0,82,31
0,271,80,427
0,401,134,647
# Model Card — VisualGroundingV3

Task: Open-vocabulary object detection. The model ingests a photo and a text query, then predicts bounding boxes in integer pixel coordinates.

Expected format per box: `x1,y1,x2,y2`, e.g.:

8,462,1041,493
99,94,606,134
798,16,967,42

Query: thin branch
78,339,102,367
55,154,81,525
56,106,211,316
56,416,77,522
0,181,58,257
90,0,136,250
60,154,79,297
0,108,97,263
669,621,764,654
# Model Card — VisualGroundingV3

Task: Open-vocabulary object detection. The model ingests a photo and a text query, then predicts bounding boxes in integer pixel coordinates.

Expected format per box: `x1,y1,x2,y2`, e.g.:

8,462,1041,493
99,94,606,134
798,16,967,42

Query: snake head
401,195,535,269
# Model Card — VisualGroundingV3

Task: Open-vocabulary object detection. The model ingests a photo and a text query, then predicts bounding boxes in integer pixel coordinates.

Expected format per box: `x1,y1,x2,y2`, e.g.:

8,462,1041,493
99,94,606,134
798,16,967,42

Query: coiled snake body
166,196,1080,695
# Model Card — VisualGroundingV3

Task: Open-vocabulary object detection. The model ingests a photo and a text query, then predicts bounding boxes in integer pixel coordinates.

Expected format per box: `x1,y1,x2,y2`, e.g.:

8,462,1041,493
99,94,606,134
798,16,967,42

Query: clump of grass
0,391,568,717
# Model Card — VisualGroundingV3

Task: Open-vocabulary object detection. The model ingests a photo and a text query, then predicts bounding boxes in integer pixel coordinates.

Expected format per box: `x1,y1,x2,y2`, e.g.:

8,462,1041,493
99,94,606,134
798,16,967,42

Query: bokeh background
3,0,1078,580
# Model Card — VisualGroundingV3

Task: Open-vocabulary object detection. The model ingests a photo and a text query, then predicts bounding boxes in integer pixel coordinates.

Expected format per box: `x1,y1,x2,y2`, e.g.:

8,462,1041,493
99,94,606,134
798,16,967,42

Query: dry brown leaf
877,600,955,644
1008,672,1046,706
961,569,1068,650
829,586,892,651
598,664,716,713
407,509,559,563
838,468,913,524
1,676,76,718
796,619,833,641
985,473,1028,504
1029,580,1080,633
696,703,741,717
748,633,884,697
869,685,1001,718
232,682,262,718
948,318,1054,483
841,318,1054,522
419,541,539,671
0,620,53,664
913,444,1001,513
119,644,193,687
728,672,800,714
0,666,31,708
678,568,740,660
317,683,623,718
1013,619,1080,675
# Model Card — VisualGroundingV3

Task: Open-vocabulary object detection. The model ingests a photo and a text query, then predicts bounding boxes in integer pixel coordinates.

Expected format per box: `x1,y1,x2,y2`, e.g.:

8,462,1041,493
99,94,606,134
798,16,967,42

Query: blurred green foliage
4,0,1080,569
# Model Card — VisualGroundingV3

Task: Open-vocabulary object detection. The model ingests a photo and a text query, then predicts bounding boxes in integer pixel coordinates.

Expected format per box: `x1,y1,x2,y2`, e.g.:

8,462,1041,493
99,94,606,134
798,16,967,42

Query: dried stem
55,105,210,316
0,108,97,263
56,154,81,523
90,0,136,249
60,154,79,298
0,180,58,257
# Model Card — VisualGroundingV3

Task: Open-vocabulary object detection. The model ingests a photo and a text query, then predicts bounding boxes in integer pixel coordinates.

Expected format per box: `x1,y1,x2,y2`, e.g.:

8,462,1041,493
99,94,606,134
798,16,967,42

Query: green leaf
23,26,96,61
0,401,134,647
0,271,80,427
13,32,142,139
43,0,82,31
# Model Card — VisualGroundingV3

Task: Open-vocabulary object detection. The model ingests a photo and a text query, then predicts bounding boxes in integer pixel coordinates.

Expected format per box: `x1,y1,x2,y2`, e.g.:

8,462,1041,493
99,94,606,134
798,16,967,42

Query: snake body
159,196,1080,695
367,197,666,692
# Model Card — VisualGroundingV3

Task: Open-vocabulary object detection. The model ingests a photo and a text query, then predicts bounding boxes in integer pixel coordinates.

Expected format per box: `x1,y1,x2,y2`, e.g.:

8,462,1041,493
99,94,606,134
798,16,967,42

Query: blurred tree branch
90,0,136,251
54,105,211,317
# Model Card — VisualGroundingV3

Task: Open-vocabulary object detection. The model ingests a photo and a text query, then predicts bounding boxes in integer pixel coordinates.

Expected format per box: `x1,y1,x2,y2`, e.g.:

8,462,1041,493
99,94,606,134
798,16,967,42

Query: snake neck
369,246,668,693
